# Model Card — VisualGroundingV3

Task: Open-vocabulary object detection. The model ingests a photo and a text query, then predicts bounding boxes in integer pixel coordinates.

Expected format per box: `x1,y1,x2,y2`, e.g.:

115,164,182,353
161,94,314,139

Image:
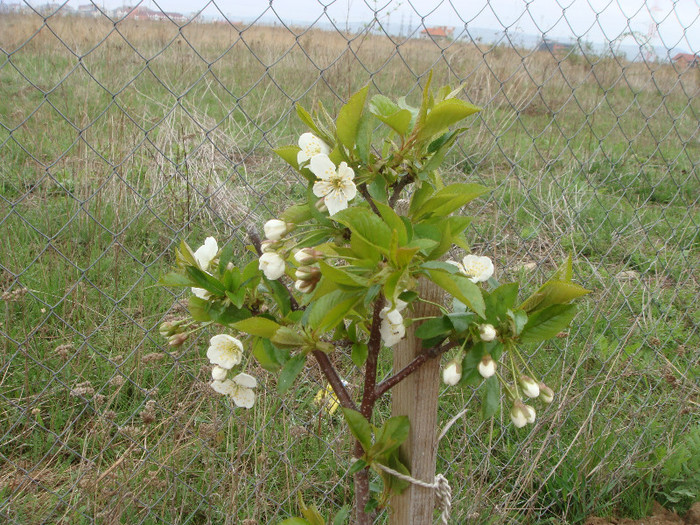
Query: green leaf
348,459,368,475
278,354,306,394
426,270,485,318
370,416,410,456
188,296,211,322
481,376,500,418
374,201,408,246
185,266,226,295
414,69,433,132
282,203,314,224
332,506,351,525
336,85,369,150
278,519,311,525
318,261,368,288
552,253,574,281
308,290,362,333
299,493,326,525
232,317,281,338
414,316,453,340
205,301,251,325
519,304,577,343
414,183,490,219
296,104,332,144
267,279,292,316
446,311,475,334
483,282,519,324
158,271,194,288
351,343,369,368
341,408,372,452
409,183,434,216
333,208,392,255
369,94,413,136
271,326,306,348
355,112,373,164
520,281,590,313
252,338,288,372
508,309,528,336
417,98,481,141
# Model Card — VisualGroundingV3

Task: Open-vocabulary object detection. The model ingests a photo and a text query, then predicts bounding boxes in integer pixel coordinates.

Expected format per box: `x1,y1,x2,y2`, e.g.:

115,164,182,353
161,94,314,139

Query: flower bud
263,219,288,241
211,366,227,382
159,321,178,337
479,323,497,342
478,355,496,378
519,375,540,398
524,404,536,424
539,382,554,403
510,400,528,428
442,359,462,386
294,247,322,265
260,240,281,253
295,265,320,282
168,332,189,347
315,198,328,213
294,279,316,294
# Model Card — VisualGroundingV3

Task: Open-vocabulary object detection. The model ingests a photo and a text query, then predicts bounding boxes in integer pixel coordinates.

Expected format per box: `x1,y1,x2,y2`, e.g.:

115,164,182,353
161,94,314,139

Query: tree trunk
390,279,443,524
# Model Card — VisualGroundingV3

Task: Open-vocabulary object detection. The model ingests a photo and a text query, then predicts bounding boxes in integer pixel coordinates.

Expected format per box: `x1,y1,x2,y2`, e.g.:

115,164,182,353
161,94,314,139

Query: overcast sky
46,0,700,52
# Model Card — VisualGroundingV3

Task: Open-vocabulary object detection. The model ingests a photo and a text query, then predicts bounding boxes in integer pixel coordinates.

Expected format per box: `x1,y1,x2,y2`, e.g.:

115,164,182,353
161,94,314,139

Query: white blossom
442,360,462,386
478,355,496,379
264,219,288,241
524,404,536,424
211,372,257,408
459,255,494,283
379,308,405,347
297,132,330,165
211,366,228,382
479,324,497,342
294,248,321,265
192,237,218,299
259,252,286,280
309,155,357,216
194,237,218,270
294,279,316,293
207,334,243,369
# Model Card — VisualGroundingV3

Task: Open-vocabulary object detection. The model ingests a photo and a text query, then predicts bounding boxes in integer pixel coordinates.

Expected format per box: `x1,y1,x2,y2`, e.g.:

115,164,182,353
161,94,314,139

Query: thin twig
311,350,357,411
388,174,414,207
374,340,459,398
357,184,381,216
359,297,386,418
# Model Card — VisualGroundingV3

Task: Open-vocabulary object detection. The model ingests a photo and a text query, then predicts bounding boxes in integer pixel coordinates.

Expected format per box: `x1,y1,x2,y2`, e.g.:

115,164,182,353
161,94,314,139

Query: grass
1,11,699,525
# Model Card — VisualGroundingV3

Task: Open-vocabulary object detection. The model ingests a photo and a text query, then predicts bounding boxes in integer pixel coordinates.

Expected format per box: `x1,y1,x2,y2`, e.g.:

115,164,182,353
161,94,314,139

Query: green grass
1,12,699,525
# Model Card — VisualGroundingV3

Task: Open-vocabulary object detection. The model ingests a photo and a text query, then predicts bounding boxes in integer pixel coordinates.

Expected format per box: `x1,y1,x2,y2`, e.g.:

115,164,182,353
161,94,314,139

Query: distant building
538,38,574,54
672,53,699,68
420,26,454,40
77,4,101,17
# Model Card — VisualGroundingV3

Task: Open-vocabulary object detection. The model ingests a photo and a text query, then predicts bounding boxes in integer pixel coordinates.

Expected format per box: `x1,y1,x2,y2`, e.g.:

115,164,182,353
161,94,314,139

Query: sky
32,0,700,54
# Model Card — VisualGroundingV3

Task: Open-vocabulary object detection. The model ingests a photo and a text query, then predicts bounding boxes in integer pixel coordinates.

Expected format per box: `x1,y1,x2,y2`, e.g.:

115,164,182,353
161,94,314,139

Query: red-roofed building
420,26,454,40
672,53,699,68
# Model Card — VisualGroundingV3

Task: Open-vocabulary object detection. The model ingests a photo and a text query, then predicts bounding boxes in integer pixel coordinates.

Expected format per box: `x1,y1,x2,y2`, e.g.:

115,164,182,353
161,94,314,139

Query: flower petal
232,386,255,408
337,162,355,181
324,190,349,215
313,180,334,198
232,372,257,389
309,155,336,181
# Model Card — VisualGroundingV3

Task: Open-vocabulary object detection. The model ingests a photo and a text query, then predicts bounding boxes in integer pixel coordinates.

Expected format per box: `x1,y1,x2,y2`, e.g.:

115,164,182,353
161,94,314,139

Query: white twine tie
374,463,452,524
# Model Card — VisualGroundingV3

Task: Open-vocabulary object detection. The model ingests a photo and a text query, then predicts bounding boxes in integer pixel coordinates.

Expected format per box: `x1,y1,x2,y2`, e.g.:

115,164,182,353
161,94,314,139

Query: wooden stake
390,278,443,524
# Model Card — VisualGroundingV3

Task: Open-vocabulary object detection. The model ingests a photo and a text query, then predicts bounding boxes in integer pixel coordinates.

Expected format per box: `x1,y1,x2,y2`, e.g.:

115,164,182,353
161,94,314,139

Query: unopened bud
263,219,288,241
510,400,528,428
524,404,536,424
539,382,554,403
519,375,540,398
442,359,462,386
295,266,320,282
294,279,316,294
478,355,496,378
159,321,177,337
294,247,323,265
479,323,497,342
315,198,328,213
211,366,227,382
260,240,281,253
168,332,189,347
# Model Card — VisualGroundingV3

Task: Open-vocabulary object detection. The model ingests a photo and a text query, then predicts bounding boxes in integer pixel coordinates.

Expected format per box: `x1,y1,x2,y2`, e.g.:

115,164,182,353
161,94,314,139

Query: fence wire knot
374,463,452,524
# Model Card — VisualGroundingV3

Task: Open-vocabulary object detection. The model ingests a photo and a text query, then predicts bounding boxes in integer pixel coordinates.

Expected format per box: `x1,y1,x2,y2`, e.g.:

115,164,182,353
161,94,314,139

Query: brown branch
357,184,381,216
374,339,460,398
388,174,414,207
311,350,357,412
359,296,386,418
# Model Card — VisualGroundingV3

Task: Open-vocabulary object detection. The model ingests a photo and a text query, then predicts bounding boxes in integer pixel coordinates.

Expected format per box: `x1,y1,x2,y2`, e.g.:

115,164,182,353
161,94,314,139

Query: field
0,11,699,525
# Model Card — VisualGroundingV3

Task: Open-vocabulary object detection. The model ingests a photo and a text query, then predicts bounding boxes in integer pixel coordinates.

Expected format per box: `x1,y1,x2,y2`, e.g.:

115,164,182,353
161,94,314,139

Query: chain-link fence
1,1,698,523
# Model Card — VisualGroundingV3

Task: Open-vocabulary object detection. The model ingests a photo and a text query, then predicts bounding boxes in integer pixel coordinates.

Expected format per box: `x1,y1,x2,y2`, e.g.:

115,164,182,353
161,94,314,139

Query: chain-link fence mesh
0,1,698,523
